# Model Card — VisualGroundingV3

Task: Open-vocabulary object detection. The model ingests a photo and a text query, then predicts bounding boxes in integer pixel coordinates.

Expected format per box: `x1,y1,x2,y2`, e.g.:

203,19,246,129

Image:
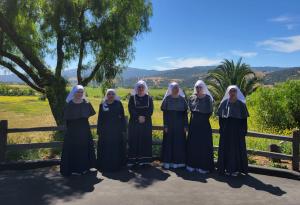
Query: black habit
128,94,154,164
161,95,188,165
97,100,127,172
60,100,96,176
187,94,214,171
217,99,249,174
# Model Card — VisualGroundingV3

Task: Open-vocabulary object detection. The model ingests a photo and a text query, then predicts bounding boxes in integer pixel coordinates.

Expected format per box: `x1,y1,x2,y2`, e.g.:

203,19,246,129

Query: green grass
0,86,294,169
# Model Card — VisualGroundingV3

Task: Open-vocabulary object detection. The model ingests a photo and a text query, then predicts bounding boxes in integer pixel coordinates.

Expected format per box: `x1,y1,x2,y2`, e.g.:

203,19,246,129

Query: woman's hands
138,116,146,123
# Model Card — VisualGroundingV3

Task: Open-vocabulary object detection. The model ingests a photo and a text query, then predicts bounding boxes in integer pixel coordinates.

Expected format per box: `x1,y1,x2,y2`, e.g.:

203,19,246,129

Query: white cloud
258,35,300,53
230,50,257,58
153,56,221,70
286,24,298,30
156,56,172,61
165,57,221,68
270,15,294,23
152,65,173,71
270,15,300,30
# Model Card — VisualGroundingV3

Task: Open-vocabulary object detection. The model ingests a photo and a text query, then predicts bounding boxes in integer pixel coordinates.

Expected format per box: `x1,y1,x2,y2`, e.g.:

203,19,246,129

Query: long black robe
187,94,214,171
217,99,249,174
161,95,188,164
97,100,127,172
60,100,96,176
128,94,154,164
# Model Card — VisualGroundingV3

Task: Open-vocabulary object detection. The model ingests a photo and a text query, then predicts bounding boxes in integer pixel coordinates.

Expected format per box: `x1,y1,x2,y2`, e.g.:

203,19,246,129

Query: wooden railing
0,120,299,171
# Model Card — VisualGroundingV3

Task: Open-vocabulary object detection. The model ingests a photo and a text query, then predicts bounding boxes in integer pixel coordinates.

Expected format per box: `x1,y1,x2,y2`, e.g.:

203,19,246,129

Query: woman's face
107,91,115,101
229,88,237,101
171,85,179,96
74,89,84,100
196,85,204,95
137,85,145,96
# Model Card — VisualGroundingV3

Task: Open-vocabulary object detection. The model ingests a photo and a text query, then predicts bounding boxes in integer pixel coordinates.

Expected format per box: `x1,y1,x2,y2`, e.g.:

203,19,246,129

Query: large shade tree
0,0,152,125
205,58,259,103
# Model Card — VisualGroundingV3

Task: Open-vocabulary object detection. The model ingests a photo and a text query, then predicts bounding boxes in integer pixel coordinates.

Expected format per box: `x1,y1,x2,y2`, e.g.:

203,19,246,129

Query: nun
161,82,188,169
97,89,127,172
128,80,154,166
60,85,96,176
217,85,249,176
186,80,214,174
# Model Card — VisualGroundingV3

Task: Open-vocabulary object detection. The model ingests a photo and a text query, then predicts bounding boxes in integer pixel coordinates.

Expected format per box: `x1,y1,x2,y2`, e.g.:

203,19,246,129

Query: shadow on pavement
101,165,171,188
171,168,286,196
214,174,287,196
0,168,102,205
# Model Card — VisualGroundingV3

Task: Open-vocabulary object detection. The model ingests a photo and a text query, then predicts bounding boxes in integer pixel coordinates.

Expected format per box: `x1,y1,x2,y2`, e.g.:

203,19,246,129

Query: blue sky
129,0,300,70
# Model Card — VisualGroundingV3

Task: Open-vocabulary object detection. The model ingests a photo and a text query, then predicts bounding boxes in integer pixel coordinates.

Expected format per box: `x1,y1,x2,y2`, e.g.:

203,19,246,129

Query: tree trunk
45,78,68,126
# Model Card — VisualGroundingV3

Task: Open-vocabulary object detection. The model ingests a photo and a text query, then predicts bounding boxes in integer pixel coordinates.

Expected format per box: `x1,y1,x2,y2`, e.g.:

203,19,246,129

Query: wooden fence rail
0,120,299,171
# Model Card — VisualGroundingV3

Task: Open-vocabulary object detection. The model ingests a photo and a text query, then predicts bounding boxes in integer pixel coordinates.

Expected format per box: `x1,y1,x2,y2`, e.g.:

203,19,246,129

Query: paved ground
0,166,299,205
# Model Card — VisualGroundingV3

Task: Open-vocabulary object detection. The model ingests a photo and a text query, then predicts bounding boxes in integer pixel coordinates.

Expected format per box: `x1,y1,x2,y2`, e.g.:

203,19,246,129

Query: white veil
193,80,214,101
66,85,87,103
162,82,185,101
103,89,120,102
220,85,246,104
131,80,149,96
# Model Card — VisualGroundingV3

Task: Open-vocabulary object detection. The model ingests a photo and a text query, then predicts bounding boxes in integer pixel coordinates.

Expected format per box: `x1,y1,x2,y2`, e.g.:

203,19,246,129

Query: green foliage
0,84,36,96
248,80,300,130
205,58,259,103
0,0,152,125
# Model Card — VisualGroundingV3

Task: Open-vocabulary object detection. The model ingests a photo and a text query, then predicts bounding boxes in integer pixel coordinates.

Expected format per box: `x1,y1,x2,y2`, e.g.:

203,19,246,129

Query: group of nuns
60,80,249,177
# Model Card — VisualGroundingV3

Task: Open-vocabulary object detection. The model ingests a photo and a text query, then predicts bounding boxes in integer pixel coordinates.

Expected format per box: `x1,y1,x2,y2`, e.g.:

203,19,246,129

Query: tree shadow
0,168,102,205
213,173,287,196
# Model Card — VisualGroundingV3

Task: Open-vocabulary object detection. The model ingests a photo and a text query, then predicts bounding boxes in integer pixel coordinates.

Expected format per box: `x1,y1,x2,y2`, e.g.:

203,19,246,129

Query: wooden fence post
0,120,8,163
292,130,300,171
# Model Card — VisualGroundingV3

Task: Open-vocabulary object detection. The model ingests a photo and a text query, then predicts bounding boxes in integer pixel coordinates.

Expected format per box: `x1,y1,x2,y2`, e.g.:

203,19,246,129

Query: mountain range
1,66,299,87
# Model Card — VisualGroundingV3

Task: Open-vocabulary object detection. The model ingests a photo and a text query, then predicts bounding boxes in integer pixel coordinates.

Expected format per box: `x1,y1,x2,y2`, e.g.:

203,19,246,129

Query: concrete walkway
0,166,299,205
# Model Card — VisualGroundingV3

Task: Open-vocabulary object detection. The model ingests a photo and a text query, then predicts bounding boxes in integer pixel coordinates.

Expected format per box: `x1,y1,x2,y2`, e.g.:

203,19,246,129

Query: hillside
119,66,300,87
1,66,300,87
263,67,300,84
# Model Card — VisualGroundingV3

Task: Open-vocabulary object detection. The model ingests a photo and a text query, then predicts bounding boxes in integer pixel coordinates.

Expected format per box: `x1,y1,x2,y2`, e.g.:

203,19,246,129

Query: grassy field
0,86,293,169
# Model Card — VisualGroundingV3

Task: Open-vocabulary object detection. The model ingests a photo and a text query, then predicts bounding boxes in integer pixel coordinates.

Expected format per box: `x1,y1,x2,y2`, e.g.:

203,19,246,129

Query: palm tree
205,58,259,103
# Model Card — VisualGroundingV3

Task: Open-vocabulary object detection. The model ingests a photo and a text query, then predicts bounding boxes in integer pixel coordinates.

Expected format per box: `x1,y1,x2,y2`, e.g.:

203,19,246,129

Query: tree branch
0,50,42,86
81,63,101,86
0,60,45,93
55,31,64,78
77,8,85,84
0,12,51,78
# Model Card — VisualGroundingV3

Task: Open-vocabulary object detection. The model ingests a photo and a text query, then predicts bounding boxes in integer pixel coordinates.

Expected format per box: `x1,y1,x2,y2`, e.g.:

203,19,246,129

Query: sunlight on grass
0,87,294,163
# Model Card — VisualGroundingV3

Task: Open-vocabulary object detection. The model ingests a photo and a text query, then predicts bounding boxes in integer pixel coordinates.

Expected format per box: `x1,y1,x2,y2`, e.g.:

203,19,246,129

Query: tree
205,58,259,103
0,0,152,125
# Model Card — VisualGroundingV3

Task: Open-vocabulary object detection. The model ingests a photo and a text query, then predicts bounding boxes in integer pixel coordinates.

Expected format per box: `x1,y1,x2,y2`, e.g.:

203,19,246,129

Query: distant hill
1,66,299,87
120,66,300,87
263,67,300,84
121,66,214,87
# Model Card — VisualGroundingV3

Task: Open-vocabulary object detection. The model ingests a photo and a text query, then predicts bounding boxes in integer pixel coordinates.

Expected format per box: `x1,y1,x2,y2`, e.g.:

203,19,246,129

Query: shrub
248,80,300,130
0,84,36,96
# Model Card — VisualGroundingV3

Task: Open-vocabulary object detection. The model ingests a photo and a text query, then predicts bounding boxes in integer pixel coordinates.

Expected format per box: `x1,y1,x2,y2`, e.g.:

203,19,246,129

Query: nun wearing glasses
217,85,249,176
97,89,127,172
186,80,214,174
128,80,154,166
60,85,96,176
161,82,188,169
